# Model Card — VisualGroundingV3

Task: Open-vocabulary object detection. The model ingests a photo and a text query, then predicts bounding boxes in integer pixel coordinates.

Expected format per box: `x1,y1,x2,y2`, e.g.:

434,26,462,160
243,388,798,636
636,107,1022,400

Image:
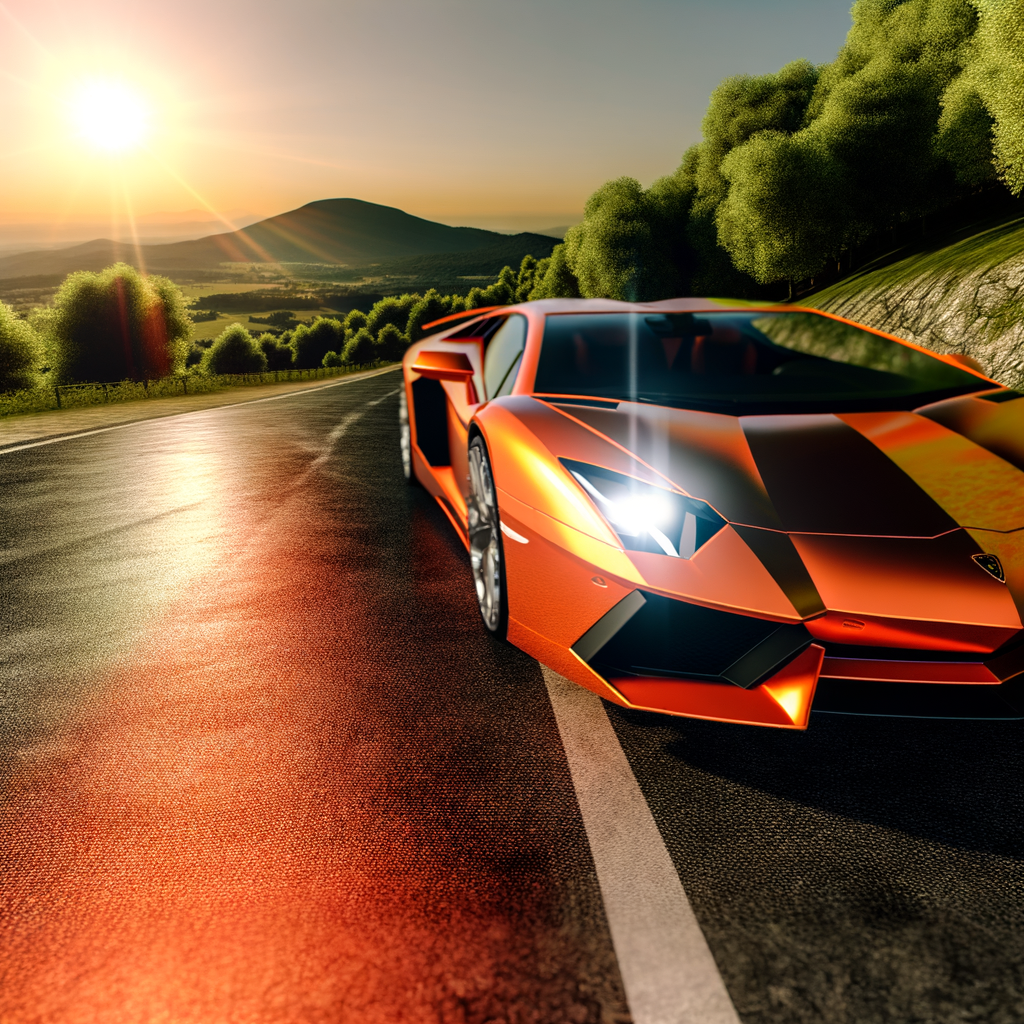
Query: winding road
0,368,1021,1024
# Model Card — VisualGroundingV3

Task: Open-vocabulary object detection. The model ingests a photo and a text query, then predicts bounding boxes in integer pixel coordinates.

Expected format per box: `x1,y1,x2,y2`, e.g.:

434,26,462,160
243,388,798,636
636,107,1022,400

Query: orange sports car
399,298,1024,729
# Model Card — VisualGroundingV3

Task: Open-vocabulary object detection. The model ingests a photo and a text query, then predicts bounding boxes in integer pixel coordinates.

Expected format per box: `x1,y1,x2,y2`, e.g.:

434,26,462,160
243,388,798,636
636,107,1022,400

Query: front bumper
571,591,1024,728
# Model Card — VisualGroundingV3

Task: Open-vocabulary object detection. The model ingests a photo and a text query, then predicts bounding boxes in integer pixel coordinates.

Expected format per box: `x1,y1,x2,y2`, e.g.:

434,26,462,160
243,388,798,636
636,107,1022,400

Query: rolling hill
0,199,561,280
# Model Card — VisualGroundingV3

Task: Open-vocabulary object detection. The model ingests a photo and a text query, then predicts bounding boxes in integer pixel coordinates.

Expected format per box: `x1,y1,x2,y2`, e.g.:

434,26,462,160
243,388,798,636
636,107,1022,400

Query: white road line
368,387,401,405
541,666,741,1024
306,410,365,472
0,365,400,456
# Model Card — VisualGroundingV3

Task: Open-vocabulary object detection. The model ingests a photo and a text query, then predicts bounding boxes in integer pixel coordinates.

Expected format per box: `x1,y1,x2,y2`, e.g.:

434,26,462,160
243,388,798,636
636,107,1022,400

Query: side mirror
411,350,479,403
946,352,985,374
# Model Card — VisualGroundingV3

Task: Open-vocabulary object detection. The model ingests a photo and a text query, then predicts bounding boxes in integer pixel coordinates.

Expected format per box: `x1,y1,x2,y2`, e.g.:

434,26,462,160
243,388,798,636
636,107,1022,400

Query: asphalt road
0,369,1021,1023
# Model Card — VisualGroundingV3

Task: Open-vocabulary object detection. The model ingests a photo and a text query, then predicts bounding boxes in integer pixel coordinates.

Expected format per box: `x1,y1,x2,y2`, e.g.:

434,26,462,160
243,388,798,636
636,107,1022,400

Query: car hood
537,397,1024,536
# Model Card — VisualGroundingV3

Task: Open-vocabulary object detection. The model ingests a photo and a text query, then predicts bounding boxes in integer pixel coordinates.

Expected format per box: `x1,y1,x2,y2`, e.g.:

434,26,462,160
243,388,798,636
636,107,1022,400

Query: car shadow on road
608,705,1024,860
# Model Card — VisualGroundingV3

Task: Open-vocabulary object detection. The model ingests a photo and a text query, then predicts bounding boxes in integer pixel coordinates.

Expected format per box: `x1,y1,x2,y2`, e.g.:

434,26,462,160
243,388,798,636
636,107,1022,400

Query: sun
70,80,150,153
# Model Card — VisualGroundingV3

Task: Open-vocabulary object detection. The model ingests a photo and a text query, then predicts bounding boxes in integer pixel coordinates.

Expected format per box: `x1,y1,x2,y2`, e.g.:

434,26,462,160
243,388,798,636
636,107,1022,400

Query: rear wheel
467,435,508,639
398,386,418,486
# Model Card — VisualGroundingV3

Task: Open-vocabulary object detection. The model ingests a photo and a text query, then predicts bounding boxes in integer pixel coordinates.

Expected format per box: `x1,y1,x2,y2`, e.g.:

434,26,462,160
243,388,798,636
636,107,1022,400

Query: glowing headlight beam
571,471,680,557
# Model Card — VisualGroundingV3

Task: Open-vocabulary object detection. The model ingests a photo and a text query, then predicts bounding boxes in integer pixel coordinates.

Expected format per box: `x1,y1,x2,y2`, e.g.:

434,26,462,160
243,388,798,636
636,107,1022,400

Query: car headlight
561,459,725,559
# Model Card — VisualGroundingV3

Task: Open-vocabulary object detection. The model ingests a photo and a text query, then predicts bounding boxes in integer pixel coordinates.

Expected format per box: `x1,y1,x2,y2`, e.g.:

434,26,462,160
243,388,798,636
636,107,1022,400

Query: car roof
508,297,793,316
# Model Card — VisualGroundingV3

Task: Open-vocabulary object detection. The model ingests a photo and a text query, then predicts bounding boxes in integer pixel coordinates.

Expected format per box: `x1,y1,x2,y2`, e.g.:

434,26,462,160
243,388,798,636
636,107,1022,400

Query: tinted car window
446,316,505,341
533,311,984,414
483,315,527,399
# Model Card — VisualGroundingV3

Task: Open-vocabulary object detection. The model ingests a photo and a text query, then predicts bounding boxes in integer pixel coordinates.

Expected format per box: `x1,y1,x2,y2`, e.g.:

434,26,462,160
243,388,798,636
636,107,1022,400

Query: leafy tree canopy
0,301,42,392
366,294,418,339
257,333,295,371
718,131,849,285
375,322,407,361
527,244,581,300
42,263,191,383
293,316,344,369
406,289,465,342
970,0,1024,195
202,324,268,374
694,59,820,215
343,327,376,365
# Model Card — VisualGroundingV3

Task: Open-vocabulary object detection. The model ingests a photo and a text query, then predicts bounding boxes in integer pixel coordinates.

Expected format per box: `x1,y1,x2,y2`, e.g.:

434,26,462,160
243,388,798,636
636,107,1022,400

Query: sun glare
70,80,150,153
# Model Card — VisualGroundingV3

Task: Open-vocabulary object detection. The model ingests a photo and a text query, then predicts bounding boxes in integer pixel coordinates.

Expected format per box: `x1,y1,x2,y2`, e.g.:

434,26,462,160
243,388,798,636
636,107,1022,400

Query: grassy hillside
804,213,1024,389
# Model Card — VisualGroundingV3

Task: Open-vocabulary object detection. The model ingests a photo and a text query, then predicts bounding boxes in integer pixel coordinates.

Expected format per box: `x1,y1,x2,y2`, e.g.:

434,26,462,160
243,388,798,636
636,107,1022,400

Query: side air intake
572,591,812,689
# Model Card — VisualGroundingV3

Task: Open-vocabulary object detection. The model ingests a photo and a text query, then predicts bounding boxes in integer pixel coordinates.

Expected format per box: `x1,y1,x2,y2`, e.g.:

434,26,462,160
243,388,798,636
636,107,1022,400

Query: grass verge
0,363,387,419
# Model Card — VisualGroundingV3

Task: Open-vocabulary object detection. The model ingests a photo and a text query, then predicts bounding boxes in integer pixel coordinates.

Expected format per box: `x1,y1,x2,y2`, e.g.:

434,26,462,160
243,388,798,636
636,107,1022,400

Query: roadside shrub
343,327,376,365
528,244,581,299
322,350,343,367
202,324,268,374
366,294,418,339
42,263,192,383
0,301,42,392
375,323,407,361
465,266,517,310
293,316,343,368
406,289,465,342
343,309,368,339
257,333,295,370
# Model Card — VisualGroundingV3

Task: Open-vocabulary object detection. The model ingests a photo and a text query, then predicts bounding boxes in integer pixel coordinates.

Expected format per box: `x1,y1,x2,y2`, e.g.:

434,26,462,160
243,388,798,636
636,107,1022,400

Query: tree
202,324,268,374
257,333,295,370
322,350,344,367
970,0,1024,194
0,301,41,392
43,263,192,383
798,0,980,238
514,255,539,302
366,294,418,339
694,60,820,212
292,316,344,368
717,131,848,285
527,244,581,299
375,323,407,361
465,266,517,310
935,69,996,186
563,177,686,301
342,327,376,365
344,309,368,339
406,289,464,342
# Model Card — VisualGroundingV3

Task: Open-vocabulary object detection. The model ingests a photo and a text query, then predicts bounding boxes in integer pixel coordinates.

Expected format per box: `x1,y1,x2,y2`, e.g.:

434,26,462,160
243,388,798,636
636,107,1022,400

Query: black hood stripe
732,525,825,618
741,415,958,537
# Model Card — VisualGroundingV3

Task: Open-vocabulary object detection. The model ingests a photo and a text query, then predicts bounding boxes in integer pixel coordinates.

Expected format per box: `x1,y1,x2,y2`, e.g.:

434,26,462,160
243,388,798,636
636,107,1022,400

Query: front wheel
467,435,508,639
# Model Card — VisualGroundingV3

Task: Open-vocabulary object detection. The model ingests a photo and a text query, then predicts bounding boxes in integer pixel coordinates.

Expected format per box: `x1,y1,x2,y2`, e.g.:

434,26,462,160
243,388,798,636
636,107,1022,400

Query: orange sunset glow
68,79,150,153
0,0,852,240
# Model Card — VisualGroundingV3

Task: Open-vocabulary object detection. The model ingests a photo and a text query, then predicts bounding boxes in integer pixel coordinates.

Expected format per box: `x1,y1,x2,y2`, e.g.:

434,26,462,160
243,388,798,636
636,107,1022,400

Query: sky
0,0,855,240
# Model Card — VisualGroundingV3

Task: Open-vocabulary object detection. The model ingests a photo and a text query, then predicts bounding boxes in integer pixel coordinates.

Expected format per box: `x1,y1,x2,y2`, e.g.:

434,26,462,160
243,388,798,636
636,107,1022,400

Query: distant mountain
0,199,559,280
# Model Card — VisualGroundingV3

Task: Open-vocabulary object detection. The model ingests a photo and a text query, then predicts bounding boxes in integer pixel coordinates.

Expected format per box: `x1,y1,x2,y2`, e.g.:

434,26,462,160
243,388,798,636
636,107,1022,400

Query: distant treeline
0,257,569,392
193,254,573,376
195,291,384,315
542,0,1024,302
193,292,325,313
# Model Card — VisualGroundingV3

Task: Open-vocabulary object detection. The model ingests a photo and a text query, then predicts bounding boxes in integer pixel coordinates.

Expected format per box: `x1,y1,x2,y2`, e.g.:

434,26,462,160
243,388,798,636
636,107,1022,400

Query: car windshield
533,311,985,414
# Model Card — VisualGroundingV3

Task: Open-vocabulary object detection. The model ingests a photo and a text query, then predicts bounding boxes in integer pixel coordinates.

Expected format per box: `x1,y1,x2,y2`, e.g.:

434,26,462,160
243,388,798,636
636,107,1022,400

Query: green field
189,309,330,343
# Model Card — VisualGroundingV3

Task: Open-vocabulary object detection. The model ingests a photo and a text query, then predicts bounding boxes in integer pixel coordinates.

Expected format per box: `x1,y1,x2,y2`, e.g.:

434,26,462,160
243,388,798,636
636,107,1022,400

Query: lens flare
70,80,149,153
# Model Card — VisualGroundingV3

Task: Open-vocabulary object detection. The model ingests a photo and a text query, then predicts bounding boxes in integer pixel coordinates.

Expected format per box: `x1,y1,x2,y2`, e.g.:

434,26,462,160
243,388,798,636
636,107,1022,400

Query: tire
399,385,419,486
467,435,509,639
